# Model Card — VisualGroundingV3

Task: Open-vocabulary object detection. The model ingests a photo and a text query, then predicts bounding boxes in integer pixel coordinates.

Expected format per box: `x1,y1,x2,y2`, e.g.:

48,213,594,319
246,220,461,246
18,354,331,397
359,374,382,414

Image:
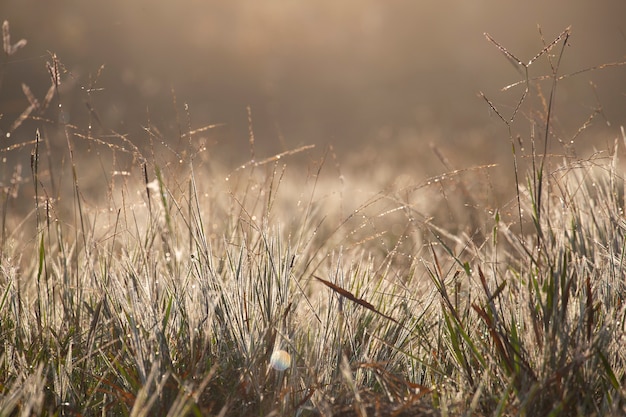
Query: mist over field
2,1,625,184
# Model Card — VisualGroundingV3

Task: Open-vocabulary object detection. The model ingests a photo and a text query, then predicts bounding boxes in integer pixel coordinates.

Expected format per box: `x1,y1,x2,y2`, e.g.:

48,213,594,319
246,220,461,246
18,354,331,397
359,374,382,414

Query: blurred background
1,0,625,198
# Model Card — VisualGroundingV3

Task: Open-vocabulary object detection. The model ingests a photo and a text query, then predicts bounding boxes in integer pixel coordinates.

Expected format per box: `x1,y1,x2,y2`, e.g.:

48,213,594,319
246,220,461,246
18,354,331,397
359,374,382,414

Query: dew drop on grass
270,350,291,371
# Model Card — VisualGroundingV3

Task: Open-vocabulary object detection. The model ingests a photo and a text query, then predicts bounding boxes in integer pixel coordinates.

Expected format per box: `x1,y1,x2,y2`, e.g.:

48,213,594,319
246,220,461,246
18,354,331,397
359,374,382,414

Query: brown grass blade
41,84,56,112
225,144,316,180
484,32,523,67
180,123,226,139
528,26,571,66
2,20,10,55
9,104,35,133
46,54,61,88
501,61,626,92
586,275,593,343
314,275,399,324
471,303,514,374
0,139,37,152
2,21,27,56
10,39,27,55
21,83,40,111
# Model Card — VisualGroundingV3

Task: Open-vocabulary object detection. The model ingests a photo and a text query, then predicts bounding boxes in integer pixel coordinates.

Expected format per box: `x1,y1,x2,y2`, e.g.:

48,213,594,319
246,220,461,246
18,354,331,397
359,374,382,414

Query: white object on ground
270,350,291,371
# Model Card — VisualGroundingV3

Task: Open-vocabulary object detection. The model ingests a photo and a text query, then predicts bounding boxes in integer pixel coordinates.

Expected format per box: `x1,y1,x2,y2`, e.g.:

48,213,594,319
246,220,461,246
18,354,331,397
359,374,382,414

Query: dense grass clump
1,21,625,416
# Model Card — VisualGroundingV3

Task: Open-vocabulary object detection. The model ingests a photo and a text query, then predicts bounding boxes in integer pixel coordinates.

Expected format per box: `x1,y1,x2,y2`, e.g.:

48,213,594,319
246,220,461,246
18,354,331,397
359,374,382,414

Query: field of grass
1,21,626,416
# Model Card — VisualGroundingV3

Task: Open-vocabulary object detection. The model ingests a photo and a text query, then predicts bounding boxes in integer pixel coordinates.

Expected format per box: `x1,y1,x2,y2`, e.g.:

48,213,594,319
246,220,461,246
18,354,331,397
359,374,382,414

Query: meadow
1,20,625,416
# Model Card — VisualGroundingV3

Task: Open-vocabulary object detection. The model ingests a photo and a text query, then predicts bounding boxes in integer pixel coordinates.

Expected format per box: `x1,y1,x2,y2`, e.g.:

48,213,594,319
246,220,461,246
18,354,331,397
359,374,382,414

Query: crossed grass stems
1,22,625,416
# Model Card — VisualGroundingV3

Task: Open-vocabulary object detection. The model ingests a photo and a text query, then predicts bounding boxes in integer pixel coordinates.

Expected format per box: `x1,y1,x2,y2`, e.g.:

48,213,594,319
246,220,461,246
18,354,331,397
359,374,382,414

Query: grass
1,20,626,416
